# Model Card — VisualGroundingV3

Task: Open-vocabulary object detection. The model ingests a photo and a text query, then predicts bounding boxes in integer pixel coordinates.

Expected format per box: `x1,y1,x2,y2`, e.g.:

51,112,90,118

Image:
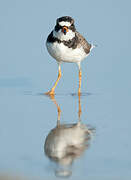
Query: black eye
69,24,76,32
55,23,62,32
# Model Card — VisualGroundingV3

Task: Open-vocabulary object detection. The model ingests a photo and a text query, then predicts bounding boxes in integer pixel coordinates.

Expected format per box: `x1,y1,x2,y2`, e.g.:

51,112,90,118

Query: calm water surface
0,85,130,180
0,0,131,179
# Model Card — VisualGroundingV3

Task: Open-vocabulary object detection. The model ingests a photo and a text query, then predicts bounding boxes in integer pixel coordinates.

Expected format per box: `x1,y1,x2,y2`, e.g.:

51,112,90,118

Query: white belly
46,41,87,63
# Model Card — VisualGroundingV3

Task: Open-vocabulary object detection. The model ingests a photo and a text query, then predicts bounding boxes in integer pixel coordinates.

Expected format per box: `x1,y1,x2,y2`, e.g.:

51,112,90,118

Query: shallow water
0,0,131,179
0,85,130,180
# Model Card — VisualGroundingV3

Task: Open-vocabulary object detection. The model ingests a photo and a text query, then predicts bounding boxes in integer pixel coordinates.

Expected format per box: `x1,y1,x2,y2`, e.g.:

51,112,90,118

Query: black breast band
47,31,79,49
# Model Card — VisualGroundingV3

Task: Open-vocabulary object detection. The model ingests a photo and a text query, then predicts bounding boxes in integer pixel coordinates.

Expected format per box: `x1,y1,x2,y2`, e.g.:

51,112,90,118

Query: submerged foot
44,90,55,97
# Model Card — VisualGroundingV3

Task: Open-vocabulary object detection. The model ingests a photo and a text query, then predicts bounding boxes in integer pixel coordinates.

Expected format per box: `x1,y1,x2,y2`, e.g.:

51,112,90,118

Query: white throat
53,29,75,41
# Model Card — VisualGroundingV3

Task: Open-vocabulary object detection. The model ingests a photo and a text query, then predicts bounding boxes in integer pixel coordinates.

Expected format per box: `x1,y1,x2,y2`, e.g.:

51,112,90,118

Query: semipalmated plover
45,16,95,95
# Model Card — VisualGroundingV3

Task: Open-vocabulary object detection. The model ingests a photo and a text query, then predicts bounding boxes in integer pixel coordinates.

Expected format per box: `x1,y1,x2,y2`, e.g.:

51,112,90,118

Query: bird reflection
44,95,94,178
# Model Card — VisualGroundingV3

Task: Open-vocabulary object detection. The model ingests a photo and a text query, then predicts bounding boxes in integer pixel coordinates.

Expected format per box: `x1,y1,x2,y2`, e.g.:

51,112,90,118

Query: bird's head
53,16,76,41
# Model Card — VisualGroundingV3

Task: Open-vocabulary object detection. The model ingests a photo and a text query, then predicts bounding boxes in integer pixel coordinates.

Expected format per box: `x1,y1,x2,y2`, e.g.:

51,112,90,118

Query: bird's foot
44,90,55,97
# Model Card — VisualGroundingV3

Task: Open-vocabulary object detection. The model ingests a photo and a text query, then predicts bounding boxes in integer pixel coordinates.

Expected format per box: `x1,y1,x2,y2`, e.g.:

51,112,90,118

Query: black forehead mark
57,16,74,24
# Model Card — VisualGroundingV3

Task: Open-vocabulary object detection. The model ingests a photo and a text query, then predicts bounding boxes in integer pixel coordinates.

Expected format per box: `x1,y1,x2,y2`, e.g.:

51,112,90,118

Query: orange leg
78,70,82,95
49,94,61,127
45,65,61,96
78,93,82,119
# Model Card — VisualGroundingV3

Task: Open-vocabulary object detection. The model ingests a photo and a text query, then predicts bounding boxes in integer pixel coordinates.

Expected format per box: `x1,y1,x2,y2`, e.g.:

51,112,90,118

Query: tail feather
90,44,98,51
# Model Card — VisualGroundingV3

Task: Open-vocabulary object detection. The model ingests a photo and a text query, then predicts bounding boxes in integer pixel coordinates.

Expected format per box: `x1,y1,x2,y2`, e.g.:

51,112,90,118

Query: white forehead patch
59,21,71,27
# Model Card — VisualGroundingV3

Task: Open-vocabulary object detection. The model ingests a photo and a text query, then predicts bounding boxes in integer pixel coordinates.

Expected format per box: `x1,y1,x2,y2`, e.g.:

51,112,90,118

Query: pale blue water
0,0,131,179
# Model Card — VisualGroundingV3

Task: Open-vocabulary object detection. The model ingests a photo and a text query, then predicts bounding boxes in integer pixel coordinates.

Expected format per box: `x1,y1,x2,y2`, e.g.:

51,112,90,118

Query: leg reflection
44,94,95,178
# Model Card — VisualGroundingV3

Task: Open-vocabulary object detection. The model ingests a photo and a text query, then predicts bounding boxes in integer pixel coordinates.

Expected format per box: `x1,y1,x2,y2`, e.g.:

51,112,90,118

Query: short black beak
62,26,68,35
63,30,66,35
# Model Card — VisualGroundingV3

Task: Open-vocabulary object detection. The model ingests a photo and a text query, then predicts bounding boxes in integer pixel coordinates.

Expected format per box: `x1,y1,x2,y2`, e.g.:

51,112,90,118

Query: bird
45,16,95,96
